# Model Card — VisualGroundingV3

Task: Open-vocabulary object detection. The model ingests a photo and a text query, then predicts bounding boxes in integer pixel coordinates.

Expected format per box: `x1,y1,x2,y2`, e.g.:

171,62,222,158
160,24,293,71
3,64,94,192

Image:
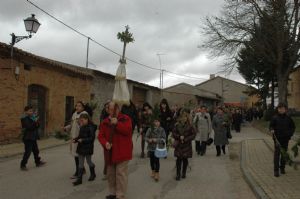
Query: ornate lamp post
10,14,41,80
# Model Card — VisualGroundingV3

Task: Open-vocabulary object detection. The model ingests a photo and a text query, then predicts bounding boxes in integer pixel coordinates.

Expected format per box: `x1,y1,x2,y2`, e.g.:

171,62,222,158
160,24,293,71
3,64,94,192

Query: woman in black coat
73,113,97,186
160,99,173,145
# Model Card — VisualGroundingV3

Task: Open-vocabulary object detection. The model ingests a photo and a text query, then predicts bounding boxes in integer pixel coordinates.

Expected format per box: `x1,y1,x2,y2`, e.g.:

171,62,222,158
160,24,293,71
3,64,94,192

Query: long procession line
26,0,208,81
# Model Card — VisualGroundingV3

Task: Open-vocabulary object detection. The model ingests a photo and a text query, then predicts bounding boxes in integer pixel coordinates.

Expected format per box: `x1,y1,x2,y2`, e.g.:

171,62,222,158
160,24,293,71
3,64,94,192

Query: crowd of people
19,98,296,199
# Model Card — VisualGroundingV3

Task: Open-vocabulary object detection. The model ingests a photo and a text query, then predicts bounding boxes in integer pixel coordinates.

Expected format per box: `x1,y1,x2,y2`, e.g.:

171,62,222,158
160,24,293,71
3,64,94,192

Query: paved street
0,125,267,199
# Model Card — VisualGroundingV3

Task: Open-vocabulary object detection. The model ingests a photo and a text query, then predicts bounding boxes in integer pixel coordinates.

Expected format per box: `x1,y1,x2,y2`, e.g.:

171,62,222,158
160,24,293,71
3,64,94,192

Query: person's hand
77,139,82,143
106,142,112,150
180,136,184,140
270,130,275,134
111,118,118,125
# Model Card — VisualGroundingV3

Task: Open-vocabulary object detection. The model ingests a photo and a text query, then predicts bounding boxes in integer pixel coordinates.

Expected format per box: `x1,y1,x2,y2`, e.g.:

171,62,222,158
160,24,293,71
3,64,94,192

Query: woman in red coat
98,102,132,199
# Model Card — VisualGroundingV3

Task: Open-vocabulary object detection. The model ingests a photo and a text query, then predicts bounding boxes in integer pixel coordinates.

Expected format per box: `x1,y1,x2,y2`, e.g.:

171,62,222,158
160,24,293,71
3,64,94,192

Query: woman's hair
142,102,152,110
79,113,91,122
160,98,171,112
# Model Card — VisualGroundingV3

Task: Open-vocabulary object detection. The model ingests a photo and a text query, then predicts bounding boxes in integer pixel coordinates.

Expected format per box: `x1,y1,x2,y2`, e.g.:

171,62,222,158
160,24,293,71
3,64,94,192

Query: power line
164,70,207,80
25,0,208,80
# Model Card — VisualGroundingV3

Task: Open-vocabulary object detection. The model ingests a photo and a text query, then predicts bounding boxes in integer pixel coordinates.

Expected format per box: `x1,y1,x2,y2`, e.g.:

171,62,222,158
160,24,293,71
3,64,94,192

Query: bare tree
201,0,300,104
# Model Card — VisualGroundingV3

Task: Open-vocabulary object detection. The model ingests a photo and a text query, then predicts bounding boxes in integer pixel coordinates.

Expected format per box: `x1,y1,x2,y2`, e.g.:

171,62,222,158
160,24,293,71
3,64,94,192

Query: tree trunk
271,78,275,109
276,73,289,105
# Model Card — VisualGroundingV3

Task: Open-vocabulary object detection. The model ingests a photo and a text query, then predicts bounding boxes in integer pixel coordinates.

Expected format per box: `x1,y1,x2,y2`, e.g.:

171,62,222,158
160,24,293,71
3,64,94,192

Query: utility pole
157,53,165,98
86,37,90,68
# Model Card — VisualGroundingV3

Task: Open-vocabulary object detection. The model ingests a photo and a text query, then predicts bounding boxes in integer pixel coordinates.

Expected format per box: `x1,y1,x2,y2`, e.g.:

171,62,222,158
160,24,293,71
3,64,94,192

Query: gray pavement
0,125,263,199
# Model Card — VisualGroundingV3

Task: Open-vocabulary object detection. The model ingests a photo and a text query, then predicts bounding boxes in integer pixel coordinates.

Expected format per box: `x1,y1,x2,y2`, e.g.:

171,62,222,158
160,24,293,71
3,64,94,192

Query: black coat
75,123,97,155
269,114,295,141
21,116,39,141
160,109,173,132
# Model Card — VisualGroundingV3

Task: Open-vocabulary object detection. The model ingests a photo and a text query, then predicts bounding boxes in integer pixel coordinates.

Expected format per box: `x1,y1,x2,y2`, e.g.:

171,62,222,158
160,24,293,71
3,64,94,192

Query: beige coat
193,112,212,142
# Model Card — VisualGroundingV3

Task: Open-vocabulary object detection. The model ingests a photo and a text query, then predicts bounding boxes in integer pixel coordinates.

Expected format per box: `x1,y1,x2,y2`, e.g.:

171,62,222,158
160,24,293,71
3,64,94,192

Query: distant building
195,75,259,108
163,83,221,108
288,66,300,111
0,42,160,143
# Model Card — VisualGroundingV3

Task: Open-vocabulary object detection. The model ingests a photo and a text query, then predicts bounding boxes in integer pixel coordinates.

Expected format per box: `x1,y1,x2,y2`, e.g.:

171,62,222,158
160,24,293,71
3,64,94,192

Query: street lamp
11,14,41,46
10,14,41,80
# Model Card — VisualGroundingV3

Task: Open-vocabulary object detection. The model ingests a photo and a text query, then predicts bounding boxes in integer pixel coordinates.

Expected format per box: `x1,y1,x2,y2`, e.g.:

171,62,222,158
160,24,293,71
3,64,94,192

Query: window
24,63,31,71
90,93,95,101
65,96,74,124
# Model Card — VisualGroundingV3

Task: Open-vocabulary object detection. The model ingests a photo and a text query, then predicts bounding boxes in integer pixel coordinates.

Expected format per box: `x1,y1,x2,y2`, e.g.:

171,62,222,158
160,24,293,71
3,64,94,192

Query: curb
0,141,69,160
240,140,270,199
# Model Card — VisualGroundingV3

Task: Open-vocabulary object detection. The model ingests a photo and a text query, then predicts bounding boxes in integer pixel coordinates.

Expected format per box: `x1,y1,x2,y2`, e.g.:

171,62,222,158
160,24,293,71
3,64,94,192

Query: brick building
0,42,92,143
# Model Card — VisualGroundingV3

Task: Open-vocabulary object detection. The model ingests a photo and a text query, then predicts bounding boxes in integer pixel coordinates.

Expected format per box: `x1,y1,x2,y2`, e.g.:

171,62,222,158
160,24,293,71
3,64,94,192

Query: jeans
78,155,95,169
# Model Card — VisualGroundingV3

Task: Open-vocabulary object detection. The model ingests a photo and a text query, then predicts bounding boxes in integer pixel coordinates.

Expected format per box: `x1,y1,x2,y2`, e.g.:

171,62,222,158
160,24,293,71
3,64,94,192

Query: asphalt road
0,125,264,199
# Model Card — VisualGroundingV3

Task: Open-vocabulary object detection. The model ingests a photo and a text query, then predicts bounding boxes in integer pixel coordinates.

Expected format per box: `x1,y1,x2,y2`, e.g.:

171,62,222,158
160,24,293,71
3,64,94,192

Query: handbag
206,137,214,146
154,139,168,158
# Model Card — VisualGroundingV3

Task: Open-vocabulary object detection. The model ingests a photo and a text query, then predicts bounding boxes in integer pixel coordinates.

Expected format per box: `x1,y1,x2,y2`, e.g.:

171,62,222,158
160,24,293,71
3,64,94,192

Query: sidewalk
241,138,300,199
0,138,68,158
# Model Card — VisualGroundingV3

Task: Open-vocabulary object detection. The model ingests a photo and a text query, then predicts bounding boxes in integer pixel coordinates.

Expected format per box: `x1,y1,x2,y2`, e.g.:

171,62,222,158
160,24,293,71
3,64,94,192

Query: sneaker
36,161,46,167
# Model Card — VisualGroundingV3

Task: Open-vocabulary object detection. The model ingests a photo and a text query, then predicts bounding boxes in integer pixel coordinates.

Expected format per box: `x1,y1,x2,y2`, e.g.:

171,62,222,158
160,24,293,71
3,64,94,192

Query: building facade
288,67,300,111
0,42,92,143
163,83,221,108
0,42,160,143
196,76,259,108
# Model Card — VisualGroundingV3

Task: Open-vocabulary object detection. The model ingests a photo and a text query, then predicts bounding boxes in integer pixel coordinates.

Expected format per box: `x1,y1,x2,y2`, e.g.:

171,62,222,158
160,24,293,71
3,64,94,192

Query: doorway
28,84,47,137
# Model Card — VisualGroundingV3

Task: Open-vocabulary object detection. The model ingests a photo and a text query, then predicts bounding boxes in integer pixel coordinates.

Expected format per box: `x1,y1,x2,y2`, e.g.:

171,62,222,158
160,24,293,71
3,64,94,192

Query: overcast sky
0,0,245,88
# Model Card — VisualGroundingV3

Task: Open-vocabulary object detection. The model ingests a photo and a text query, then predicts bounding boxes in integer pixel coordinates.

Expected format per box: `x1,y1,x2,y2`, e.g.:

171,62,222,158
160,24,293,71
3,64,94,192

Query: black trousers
176,158,188,174
195,141,207,154
21,140,41,167
216,145,226,155
149,151,160,172
234,122,241,132
274,139,289,171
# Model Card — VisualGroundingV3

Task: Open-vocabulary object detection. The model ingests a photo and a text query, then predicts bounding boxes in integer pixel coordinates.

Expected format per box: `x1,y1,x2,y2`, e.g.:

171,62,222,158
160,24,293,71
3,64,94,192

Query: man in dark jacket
20,105,46,170
269,103,295,177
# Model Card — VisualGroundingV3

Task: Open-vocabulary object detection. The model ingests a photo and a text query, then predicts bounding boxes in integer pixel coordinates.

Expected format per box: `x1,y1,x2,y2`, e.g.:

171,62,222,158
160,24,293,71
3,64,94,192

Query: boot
181,159,188,179
71,157,79,179
195,141,200,155
176,159,181,181
151,170,155,178
274,170,280,177
222,145,226,155
88,166,96,181
73,168,83,186
216,146,221,156
154,172,159,182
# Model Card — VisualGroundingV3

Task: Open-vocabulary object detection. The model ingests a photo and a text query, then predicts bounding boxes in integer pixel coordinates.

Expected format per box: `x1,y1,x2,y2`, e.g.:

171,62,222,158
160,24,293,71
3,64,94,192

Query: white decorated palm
112,25,134,106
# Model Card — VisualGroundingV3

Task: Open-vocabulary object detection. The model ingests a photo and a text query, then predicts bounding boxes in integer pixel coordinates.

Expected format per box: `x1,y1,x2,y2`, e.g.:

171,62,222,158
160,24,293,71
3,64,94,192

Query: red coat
98,113,133,164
